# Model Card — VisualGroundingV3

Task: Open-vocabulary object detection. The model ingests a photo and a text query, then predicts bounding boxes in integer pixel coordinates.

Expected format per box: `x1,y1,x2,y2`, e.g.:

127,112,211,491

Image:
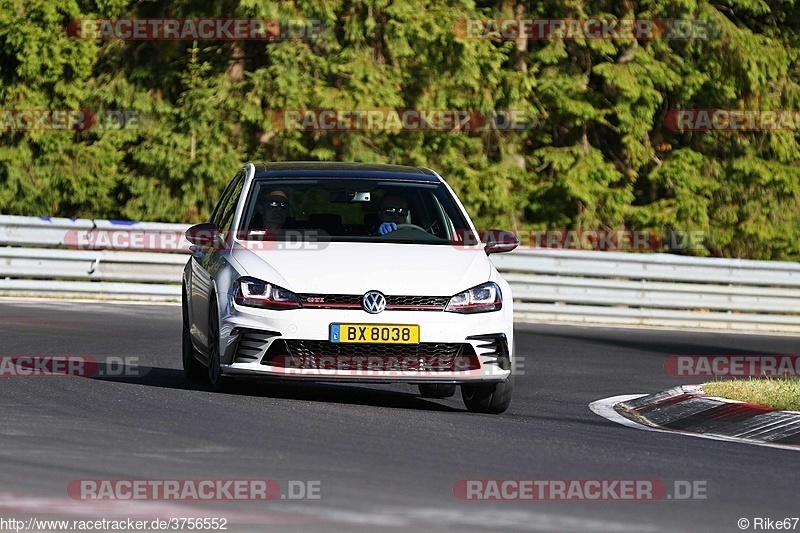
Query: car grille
297,294,448,311
287,340,463,357
385,296,449,310
298,294,361,308
261,340,480,371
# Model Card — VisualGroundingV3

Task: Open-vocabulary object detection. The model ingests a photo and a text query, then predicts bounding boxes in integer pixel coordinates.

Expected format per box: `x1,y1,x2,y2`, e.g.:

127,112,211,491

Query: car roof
251,162,441,182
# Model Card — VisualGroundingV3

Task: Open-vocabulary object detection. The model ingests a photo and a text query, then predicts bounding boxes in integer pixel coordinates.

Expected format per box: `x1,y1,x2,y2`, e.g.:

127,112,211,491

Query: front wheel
461,377,514,414
182,289,204,380
207,299,232,392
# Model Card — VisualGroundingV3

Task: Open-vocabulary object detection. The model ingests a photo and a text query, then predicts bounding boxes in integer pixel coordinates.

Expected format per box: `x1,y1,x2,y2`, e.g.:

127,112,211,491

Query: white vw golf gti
182,162,519,413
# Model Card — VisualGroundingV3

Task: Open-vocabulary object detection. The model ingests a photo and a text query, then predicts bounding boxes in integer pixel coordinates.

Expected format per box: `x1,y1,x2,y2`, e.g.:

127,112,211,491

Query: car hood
229,241,490,296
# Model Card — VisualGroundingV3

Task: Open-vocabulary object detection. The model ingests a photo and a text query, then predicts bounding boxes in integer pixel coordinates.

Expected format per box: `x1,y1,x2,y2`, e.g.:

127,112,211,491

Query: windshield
237,177,477,245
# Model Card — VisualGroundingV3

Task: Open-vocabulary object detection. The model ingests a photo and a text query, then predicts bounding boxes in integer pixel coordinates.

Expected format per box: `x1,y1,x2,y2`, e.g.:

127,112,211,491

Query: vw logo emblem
362,291,386,314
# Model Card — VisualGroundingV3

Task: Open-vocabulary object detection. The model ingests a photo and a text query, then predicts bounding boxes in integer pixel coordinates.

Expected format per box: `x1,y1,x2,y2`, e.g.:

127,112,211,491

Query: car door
189,171,245,354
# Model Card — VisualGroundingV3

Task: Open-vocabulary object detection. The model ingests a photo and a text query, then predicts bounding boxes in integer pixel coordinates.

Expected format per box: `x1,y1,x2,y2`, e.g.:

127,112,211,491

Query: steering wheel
393,224,428,232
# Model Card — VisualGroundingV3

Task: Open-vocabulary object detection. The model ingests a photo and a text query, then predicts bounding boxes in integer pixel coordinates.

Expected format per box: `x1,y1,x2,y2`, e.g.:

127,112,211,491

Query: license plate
330,324,420,344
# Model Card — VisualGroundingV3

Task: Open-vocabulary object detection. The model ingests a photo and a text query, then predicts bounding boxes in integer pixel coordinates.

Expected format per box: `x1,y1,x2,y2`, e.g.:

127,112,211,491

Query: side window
216,172,246,240
210,172,241,226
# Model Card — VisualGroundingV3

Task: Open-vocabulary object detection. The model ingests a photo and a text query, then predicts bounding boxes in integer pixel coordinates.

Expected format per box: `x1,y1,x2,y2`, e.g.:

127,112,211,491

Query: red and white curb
590,385,800,452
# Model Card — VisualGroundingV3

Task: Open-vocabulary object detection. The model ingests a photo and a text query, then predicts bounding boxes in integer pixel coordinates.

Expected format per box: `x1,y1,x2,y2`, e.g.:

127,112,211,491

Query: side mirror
185,222,219,248
483,229,519,255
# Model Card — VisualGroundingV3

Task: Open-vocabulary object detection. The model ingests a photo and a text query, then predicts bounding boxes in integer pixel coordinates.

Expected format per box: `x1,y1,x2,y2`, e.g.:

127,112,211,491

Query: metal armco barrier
0,216,188,301
490,249,800,332
2,215,799,332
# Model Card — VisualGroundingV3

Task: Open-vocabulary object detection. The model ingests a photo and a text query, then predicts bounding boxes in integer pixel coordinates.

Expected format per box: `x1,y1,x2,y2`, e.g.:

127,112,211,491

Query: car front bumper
217,296,514,384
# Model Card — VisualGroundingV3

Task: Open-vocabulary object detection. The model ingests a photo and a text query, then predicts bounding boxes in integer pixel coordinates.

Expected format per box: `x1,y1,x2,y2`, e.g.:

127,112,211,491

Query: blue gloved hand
378,222,397,235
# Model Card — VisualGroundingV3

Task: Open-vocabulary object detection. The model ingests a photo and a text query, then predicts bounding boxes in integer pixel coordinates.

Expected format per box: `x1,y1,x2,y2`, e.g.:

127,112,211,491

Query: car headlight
233,277,301,310
445,282,502,313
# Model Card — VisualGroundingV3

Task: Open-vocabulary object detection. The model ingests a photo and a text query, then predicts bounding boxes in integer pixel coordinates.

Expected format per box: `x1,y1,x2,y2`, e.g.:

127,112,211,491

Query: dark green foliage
1,0,798,259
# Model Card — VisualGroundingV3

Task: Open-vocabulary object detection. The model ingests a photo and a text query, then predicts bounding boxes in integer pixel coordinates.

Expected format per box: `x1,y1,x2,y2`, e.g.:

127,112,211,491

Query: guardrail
0,216,188,301
2,215,799,332
491,250,800,333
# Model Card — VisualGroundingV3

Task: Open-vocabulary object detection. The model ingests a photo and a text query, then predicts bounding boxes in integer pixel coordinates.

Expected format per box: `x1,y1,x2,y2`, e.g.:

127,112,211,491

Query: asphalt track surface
0,300,797,533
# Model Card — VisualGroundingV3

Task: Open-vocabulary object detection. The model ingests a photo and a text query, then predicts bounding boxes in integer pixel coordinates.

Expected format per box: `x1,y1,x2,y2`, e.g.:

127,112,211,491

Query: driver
250,189,292,232
374,194,409,235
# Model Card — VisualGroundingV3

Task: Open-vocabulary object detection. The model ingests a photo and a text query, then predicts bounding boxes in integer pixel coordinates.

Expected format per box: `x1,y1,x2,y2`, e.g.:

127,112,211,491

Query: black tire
207,297,231,392
461,376,514,414
418,383,457,398
182,289,204,380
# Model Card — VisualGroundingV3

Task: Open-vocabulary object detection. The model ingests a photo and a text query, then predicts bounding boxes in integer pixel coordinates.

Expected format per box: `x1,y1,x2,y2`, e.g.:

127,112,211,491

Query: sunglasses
382,207,408,216
266,200,289,209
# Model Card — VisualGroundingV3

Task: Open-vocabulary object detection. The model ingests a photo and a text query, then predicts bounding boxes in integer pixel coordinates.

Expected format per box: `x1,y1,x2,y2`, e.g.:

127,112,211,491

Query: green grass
703,378,800,411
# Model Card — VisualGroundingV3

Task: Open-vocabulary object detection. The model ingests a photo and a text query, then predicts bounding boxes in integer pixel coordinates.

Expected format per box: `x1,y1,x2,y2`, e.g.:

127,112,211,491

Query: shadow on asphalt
87,363,464,412
520,325,792,358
